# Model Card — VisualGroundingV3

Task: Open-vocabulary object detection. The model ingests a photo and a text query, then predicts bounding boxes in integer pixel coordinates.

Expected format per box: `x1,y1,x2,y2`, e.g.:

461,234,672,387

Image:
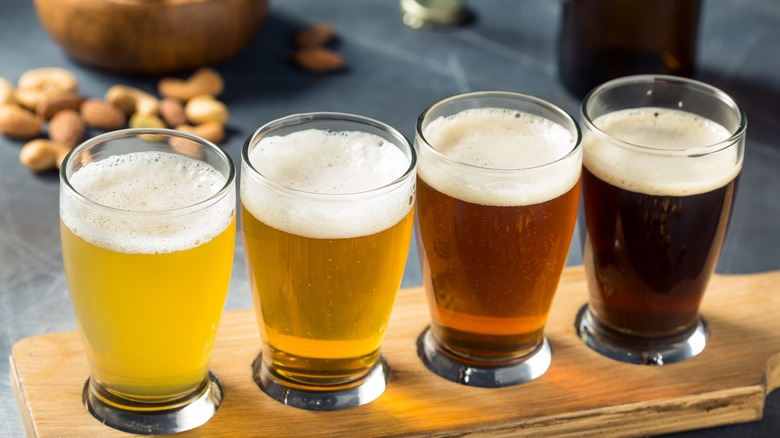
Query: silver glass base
252,353,389,411
416,327,551,387
576,305,708,365
83,372,223,435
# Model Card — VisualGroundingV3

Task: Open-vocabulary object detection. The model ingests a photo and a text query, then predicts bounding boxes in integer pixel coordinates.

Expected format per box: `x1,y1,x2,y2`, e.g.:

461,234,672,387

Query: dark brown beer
417,178,580,360
582,106,740,337
582,168,737,336
558,0,701,97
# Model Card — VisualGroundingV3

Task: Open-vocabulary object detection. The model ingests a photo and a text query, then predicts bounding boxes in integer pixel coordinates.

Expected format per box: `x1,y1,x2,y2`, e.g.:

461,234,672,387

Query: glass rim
241,112,417,200
415,90,582,172
59,128,236,217
581,74,748,157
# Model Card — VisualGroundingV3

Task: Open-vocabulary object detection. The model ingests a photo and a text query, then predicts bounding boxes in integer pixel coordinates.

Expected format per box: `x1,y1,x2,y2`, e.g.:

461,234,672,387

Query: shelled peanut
2,66,231,172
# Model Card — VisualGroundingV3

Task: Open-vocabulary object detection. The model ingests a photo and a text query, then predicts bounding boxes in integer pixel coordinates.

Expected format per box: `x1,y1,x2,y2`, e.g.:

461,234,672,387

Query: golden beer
60,139,236,433
61,218,235,398
241,115,416,408
242,207,413,384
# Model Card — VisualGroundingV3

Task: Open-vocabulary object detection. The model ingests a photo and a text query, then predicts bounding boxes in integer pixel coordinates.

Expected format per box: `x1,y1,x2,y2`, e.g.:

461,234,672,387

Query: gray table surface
1,0,779,436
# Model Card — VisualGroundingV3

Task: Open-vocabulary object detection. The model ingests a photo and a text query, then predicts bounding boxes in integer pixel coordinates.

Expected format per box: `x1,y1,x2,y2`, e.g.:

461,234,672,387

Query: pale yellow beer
241,124,416,388
61,150,235,401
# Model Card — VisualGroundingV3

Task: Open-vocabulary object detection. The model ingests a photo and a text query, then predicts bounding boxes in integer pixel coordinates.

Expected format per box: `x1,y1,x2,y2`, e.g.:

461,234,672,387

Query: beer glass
241,113,416,410
60,129,236,433
578,75,746,365
415,91,582,387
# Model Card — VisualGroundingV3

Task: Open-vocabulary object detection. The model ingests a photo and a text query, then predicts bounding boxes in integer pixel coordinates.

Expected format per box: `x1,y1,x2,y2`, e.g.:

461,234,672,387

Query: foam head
242,128,415,239
584,107,740,196
418,107,581,207
61,151,234,254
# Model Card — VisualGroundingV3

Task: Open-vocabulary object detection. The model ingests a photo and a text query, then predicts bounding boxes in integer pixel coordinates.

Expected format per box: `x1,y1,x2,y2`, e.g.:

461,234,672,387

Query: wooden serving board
10,266,780,437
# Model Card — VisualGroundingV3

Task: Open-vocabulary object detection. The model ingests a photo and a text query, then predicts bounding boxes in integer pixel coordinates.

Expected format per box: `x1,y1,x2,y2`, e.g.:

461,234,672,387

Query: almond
36,91,85,121
80,99,126,130
294,23,336,47
290,47,345,73
159,98,187,128
49,109,85,148
0,104,43,139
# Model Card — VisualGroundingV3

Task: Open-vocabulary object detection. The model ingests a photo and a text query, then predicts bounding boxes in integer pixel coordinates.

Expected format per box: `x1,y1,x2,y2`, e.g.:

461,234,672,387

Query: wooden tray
10,266,780,437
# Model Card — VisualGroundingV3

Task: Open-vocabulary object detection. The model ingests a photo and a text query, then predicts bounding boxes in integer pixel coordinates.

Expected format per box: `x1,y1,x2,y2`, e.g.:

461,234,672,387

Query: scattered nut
36,91,85,121
294,23,336,47
158,68,224,101
105,85,159,116
176,121,225,144
80,99,126,130
0,104,43,139
185,95,229,125
290,47,345,73
129,112,166,129
49,109,85,148
8,66,235,174
0,77,14,105
15,67,78,110
19,139,71,172
18,67,78,93
159,98,187,128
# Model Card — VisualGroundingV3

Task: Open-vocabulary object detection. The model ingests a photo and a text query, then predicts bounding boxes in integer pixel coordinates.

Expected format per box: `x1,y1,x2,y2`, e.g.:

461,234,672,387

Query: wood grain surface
10,266,780,437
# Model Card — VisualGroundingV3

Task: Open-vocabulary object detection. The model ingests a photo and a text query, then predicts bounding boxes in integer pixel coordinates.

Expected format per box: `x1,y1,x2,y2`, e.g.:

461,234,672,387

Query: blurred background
1,0,779,436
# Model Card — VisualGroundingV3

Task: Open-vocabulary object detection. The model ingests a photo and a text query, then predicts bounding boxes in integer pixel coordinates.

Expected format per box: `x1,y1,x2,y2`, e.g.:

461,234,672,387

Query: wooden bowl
34,0,269,75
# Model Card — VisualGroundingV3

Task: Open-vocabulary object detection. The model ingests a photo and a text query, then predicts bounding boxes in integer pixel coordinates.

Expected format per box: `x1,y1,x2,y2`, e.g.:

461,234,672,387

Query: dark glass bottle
558,0,702,98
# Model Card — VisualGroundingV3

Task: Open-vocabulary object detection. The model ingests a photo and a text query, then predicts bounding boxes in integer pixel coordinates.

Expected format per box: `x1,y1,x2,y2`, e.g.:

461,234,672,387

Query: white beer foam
419,107,581,207
61,151,233,254
242,129,414,239
584,107,740,196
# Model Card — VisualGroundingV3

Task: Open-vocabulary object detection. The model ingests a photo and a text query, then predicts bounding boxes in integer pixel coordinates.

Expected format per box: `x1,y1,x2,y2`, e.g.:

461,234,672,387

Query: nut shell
49,109,85,148
0,104,43,139
80,99,126,130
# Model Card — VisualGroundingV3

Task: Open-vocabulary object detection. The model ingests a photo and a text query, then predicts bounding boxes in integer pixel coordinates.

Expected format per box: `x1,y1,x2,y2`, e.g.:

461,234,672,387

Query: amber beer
417,103,581,362
583,106,740,337
241,116,416,399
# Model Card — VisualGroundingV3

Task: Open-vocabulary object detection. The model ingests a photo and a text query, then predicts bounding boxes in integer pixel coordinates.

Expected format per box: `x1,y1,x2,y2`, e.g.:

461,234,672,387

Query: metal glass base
83,372,223,435
252,353,389,411
576,305,708,365
416,327,551,387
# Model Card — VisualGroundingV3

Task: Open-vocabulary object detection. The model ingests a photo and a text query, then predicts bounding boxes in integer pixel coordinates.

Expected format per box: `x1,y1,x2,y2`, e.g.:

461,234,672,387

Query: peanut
158,67,224,101
80,99,126,130
176,121,225,144
290,47,345,73
0,104,43,139
159,98,187,128
294,23,336,47
185,95,229,125
49,109,85,148
36,91,84,121
0,77,14,105
105,85,159,116
129,112,166,130
19,139,71,172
